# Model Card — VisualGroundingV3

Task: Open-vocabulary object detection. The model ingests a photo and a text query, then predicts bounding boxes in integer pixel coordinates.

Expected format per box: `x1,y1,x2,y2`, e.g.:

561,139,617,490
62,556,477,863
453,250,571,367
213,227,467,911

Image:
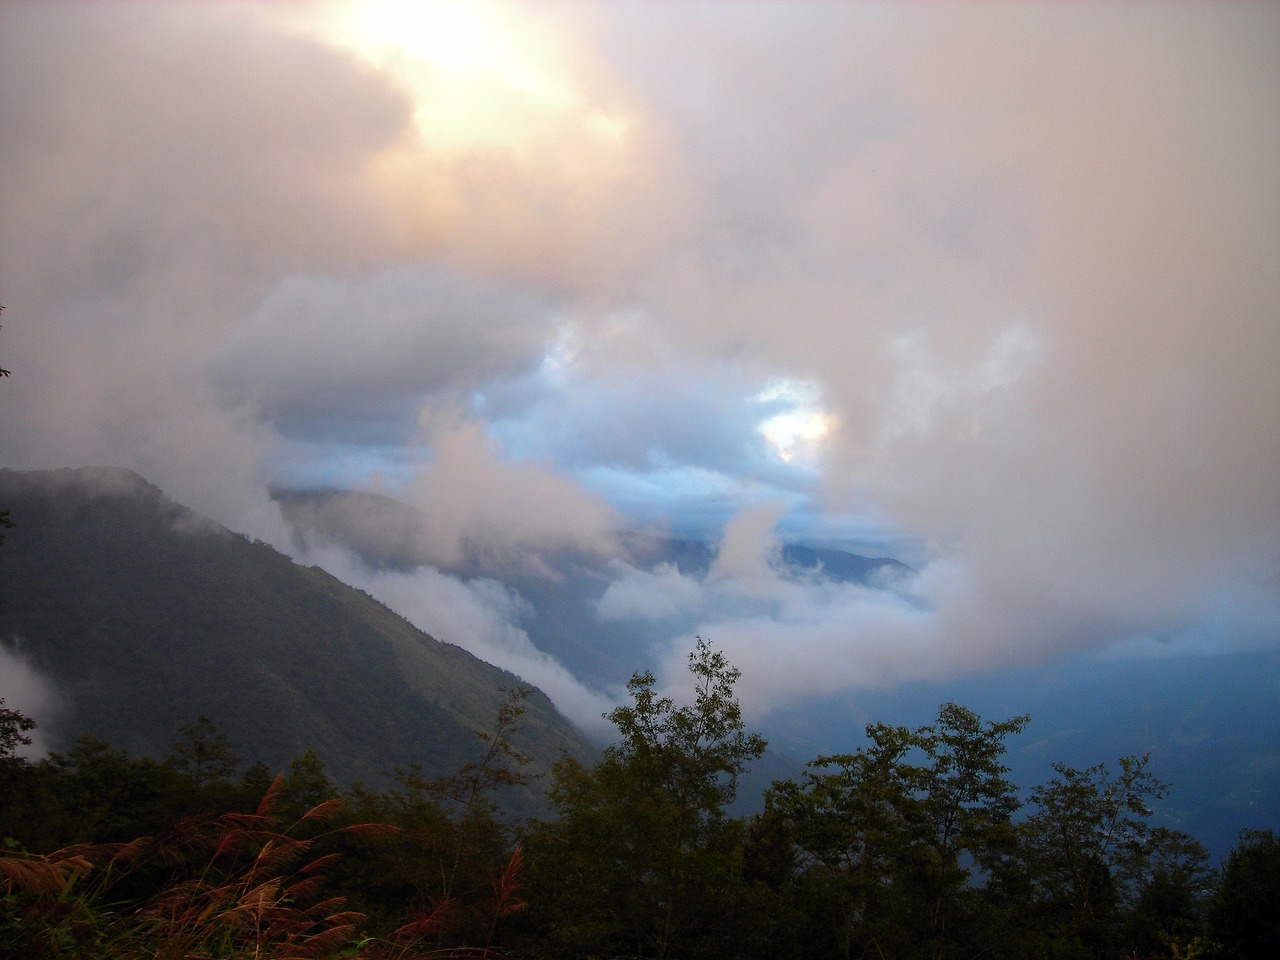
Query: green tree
531,637,766,960
42,735,185,844
1019,754,1170,959
769,721,921,960
165,715,239,789
771,703,1027,960
1208,828,1280,960
914,703,1029,960
237,759,274,800
0,699,39,845
340,687,537,947
279,748,337,819
0,698,35,770
1122,826,1213,958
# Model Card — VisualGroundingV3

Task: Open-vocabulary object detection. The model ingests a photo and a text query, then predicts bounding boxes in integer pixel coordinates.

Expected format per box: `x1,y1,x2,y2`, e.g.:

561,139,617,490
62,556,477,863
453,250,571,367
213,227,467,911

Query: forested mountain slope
0,467,594,809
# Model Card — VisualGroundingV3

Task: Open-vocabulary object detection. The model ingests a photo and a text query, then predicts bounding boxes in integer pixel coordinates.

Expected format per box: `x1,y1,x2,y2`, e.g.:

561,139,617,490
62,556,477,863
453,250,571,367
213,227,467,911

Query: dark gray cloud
208,269,558,439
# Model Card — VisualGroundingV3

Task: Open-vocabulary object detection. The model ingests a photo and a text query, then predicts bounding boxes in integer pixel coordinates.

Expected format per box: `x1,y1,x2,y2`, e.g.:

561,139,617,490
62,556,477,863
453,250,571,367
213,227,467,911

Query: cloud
597,561,706,624
2,2,1277,725
401,406,622,572
298,542,616,736
0,2,409,542
0,642,63,759
275,0,694,293
574,4,1280,708
611,501,1278,719
481,338,835,499
208,269,559,437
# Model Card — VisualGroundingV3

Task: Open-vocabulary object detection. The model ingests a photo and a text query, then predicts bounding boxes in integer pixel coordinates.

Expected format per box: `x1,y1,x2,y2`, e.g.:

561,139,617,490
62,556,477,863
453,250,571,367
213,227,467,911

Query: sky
2,0,1278,735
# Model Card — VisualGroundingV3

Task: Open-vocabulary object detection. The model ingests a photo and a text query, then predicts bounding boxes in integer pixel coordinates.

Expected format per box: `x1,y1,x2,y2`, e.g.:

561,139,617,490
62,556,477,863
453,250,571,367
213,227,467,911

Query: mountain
0,467,595,813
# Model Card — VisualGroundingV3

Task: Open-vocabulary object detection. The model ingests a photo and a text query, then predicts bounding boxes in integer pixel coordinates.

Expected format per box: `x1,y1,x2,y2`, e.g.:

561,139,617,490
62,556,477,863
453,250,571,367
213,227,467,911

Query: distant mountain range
0,467,595,815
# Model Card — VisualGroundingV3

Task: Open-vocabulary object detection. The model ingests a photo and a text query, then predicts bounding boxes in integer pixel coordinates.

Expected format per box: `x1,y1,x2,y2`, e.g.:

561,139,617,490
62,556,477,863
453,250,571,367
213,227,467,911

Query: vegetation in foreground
3,639,1278,960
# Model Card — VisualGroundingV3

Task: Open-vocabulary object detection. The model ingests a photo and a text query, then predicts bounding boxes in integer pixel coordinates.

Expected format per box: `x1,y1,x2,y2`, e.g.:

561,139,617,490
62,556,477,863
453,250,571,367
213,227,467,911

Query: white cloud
402,406,621,571
0,642,63,759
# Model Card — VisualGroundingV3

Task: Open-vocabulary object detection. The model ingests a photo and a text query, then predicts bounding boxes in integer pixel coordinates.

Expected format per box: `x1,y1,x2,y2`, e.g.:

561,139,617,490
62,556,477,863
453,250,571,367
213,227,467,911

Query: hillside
0,467,594,812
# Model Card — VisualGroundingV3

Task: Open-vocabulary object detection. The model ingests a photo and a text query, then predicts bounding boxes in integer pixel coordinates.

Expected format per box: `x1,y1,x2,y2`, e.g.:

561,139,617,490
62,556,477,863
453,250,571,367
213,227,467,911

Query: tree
532,637,766,959
279,748,336,818
42,735,186,843
330,687,538,955
348,687,535,942
1122,826,1213,958
769,721,921,960
0,700,39,843
165,715,239,789
1209,828,1280,960
913,703,1028,960
771,703,1027,960
1019,754,1170,959
0,698,35,770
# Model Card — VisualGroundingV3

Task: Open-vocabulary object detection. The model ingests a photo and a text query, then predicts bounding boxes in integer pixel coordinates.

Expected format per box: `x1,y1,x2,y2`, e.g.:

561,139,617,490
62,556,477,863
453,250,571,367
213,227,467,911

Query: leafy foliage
166,715,240,789
1209,828,1280,960
0,643,1260,960
0,697,35,770
0,698,537,960
529,638,766,959
768,704,1028,960
1015,754,1174,956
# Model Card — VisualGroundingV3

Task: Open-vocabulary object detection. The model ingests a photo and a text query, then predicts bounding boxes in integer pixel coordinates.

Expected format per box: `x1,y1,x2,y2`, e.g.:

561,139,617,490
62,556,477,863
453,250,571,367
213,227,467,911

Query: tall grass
0,774,522,959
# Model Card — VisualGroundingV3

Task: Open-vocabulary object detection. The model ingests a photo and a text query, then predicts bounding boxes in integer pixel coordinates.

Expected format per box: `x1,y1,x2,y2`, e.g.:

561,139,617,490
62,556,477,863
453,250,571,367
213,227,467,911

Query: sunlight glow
755,379,837,465
271,0,644,258
304,0,634,154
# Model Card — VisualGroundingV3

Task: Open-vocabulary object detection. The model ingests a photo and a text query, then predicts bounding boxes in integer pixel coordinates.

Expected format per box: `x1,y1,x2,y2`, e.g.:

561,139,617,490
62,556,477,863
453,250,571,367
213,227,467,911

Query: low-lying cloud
0,642,63,759
296,540,617,736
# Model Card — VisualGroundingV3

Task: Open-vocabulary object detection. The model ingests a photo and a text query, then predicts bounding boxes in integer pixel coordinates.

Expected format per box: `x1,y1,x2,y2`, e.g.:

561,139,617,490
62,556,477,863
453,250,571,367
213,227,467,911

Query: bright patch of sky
753,378,836,467
576,461,800,538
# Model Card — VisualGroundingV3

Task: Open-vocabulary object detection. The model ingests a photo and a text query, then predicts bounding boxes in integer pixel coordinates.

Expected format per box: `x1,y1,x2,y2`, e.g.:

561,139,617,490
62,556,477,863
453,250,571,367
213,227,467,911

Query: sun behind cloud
755,379,837,466
271,0,657,284
310,0,633,154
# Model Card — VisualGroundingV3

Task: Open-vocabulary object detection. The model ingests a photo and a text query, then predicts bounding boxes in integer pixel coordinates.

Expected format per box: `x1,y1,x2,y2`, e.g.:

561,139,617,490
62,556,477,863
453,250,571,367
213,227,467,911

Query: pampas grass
0,775,523,960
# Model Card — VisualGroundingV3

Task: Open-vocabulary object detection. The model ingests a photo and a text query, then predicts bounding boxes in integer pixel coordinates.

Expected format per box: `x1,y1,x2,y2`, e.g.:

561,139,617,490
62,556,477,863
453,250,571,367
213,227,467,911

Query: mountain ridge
0,466,595,815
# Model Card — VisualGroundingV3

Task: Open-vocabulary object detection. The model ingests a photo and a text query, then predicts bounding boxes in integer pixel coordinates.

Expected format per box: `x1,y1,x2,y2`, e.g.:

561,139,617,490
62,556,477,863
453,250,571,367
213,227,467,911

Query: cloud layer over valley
3,1,1277,730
